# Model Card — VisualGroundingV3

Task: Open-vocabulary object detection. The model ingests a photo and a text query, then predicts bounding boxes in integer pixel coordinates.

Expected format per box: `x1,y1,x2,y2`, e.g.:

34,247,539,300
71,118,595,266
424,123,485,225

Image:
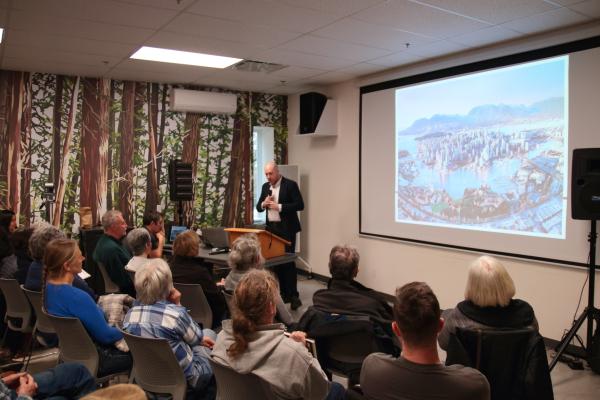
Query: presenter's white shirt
267,177,283,222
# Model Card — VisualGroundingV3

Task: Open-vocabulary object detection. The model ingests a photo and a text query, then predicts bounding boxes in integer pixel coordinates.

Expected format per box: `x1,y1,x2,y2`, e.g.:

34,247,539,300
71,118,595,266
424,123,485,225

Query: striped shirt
123,300,212,388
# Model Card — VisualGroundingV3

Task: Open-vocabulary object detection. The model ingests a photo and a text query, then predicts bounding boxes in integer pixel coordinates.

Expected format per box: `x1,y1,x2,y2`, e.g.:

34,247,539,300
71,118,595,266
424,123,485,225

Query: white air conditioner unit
169,88,237,114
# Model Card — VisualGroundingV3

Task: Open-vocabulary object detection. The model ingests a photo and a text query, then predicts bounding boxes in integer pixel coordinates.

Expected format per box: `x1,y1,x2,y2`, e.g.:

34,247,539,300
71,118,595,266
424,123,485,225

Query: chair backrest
209,358,277,400
97,262,119,294
121,330,187,400
446,327,553,400
174,282,212,329
21,286,55,335
44,311,99,377
0,278,32,332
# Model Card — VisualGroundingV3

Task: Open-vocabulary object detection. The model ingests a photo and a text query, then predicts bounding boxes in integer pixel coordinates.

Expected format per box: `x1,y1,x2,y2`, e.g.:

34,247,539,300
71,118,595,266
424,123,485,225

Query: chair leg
22,328,36,371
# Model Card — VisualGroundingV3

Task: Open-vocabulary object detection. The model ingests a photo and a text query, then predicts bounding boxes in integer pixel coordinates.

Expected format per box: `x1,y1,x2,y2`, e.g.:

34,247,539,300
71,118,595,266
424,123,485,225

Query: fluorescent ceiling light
131,46,242,69
0,29,3,44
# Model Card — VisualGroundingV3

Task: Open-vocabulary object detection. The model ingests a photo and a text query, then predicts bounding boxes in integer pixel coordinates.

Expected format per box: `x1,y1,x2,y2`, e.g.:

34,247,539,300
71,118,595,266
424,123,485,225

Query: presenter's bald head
264,161,281,185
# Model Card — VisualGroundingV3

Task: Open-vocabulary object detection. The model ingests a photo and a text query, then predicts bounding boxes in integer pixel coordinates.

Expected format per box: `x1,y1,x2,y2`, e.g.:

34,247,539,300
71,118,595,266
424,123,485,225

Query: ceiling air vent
231,60,287,73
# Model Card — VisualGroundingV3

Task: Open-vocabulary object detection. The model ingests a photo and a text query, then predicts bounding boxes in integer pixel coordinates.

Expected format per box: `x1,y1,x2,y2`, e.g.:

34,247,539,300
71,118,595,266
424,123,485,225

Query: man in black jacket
256,161,304,309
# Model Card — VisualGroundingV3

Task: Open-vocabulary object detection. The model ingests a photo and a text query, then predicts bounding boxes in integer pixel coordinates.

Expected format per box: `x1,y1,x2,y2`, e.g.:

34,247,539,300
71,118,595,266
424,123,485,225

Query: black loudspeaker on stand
168,159,194,224
550,148,600,371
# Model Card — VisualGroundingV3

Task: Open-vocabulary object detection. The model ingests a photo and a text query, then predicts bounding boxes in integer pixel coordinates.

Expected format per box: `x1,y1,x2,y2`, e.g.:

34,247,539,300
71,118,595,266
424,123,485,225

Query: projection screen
360,36,600,267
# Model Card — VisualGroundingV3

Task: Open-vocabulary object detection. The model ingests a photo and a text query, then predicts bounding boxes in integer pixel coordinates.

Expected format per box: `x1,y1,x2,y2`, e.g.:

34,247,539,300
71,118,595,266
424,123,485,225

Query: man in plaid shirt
123,259,216,396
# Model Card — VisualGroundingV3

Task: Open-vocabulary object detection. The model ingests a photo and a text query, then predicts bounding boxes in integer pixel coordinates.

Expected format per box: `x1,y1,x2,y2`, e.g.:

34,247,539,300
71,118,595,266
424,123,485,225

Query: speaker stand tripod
549,220,600,371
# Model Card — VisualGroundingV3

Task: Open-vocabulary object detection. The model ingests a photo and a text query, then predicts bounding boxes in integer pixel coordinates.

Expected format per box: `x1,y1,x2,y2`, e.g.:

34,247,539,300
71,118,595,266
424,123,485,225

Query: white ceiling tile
269,66,327,80
451,25,523,48
8,10,154,44
500,7,590,34
405,40,469,57
163,13,300,48
1,57,111,78
186,0,339,33
568,0,600,18
416,0,558,24
110,68,201,84
313,18,436,51
146,31,262,59
279,0,387,19
4,45,123,68
110,59,216,76
263,83,316,95
113,0,197,10
255,48,358,70
337,62,388,76
193,74,269,91
12,0,178,29
352,0,490,39
6,29,138,59
301,70,357,85
206,69,290,85
278,35,391,62
368,51,425,67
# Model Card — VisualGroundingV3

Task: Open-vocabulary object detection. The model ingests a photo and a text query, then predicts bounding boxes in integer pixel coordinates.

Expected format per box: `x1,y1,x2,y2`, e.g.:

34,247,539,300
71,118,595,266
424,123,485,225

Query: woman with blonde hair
438,255,538,350
212,269,345,400
43,238,132,376
169,230,226,327
224,233,293,326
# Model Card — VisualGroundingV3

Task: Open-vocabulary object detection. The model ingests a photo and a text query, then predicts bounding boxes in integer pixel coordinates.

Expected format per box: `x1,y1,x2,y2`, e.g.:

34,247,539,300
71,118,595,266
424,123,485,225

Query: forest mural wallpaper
0,70,288,233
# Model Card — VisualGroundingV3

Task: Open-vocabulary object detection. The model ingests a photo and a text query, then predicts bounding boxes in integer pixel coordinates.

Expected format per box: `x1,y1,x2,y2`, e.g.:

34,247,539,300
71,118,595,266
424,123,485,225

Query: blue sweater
45,283,122,345
25,260,97,300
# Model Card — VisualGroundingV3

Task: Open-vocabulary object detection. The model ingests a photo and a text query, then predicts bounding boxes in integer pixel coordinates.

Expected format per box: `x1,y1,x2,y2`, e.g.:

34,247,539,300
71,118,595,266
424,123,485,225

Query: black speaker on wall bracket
571,148,600,220
168,159,194,201
300,92,327,134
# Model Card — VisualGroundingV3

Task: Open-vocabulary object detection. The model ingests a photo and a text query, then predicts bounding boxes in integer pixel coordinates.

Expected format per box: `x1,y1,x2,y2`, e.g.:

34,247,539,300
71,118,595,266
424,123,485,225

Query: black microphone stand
549,219,600,370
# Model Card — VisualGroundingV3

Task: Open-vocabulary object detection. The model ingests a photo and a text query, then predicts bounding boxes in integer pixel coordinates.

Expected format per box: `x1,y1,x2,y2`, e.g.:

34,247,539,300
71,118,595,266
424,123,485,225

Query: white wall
287,28,600,342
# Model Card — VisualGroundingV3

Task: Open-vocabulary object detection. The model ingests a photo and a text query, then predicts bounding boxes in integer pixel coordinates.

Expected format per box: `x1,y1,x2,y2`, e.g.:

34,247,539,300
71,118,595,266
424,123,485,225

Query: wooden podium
224,228,290,259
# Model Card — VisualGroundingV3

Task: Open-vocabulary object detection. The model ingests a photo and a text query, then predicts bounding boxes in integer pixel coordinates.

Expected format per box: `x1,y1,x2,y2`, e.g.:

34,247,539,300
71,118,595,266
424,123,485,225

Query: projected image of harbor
395,56,568,238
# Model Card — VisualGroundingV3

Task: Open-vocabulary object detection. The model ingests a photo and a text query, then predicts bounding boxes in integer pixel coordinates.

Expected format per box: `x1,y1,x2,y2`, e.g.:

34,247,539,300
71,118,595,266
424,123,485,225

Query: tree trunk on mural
119,81,135,225
107,81,115,211
144,83,159,214
242,95,252,225
53,76,80,227
199,117,212,225
52,75,63,188
211,118,227,224
6,72,25,218
0,72,9,208
222,100,245,227
65,151,80,228
80,78,109,225
20,73,32,225
180,113,201,226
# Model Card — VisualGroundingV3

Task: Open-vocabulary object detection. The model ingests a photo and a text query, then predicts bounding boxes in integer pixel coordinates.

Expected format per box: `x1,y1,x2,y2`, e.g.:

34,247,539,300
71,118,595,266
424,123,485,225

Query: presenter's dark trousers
267,222,299,301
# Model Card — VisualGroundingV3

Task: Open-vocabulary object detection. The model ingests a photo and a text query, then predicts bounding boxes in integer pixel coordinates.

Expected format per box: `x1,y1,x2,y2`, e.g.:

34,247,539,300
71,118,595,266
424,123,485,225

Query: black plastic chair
446,327,553,400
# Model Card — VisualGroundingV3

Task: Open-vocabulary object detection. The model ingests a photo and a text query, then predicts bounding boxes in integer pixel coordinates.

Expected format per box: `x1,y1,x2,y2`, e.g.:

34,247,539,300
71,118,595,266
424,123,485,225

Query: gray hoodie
212,320,330,400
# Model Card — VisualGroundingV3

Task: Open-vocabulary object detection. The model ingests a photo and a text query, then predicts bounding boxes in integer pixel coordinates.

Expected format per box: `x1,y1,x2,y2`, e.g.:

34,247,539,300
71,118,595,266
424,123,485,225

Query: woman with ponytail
212,269,345,400
43,239,132,376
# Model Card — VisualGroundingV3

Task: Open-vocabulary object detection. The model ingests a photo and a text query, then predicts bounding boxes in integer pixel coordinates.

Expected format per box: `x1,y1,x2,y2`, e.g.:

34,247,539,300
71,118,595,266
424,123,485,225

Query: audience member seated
25,223,96,300
224,233,293,326
93,210,134,296
170,230,226,328
313,245,393,322
438,255,539,351
0,209,17,278
0,362,96,399
44,238,132,376
360,282,490,400
212,269,345,400
11,226,34,284
123,258,216,398
124,228,152,273
142,210,165,258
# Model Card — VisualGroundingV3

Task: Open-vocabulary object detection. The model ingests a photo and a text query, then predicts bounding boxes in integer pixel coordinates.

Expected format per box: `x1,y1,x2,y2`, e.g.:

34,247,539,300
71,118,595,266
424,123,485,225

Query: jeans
96,343,132,377
33,362,97,399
